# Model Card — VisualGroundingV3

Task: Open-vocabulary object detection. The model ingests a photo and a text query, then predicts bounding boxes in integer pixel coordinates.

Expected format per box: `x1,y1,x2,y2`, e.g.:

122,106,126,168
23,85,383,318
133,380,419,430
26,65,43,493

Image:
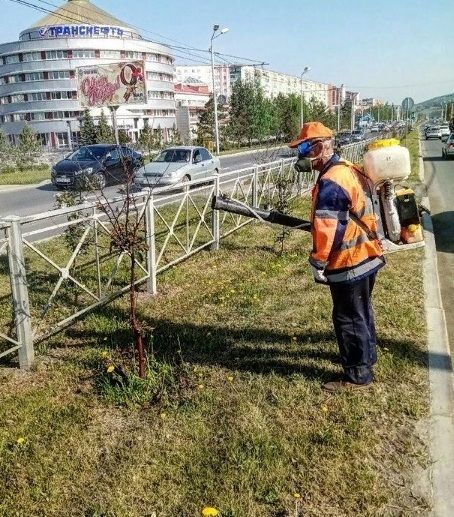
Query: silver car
442,133,454,159
134,146,221,189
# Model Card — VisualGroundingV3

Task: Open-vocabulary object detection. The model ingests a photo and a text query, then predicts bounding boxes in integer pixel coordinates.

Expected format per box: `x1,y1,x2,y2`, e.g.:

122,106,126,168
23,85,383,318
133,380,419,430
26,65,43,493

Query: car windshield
68,147,109,161
352,130,362,134
154,149,191,163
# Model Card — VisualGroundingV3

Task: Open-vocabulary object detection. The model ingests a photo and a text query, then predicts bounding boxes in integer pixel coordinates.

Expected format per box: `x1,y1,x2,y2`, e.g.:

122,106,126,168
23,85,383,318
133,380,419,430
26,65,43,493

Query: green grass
400,129,421,182
0,198,430,516
0,165,50,185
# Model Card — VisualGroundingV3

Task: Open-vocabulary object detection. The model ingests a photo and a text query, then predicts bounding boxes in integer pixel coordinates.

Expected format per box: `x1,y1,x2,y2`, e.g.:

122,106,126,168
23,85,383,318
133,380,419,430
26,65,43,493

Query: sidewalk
421,148,454,515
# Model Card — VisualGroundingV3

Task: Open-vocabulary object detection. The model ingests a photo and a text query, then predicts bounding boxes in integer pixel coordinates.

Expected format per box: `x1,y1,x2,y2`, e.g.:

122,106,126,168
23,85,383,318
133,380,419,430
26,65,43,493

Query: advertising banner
77,61,146,108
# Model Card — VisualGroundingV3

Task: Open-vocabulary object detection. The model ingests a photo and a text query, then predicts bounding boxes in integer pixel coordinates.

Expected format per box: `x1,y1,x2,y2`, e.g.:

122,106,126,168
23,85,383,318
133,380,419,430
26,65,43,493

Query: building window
22,51,41,62
45,50,69,60
100,50,121,58
10,94,25,103
56,132,69,147
32,112,46,120
72,49,96,59
25,72,45,81
29,92,48,101
125,51,141,59
49,91,72,100
4,54,20,64
12,113,28,121
48,70,71,79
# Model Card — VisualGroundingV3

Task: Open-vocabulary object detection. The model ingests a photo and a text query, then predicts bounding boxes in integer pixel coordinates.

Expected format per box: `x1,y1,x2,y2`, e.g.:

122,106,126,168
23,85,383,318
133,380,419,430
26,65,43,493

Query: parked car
425,126,441,140
51,144,143,190
351,129,365,142
370,125,380,133
133,146,221,190
335,131,353,146
440,125,451,141
442,133,454,159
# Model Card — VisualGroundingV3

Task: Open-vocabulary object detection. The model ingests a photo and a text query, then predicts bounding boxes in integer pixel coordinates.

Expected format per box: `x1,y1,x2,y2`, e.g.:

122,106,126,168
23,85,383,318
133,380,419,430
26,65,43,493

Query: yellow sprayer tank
363,139,411,186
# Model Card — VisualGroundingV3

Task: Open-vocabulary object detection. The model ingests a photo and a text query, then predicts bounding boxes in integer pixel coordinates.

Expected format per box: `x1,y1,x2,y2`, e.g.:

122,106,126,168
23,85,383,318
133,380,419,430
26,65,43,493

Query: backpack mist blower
212,139,426,252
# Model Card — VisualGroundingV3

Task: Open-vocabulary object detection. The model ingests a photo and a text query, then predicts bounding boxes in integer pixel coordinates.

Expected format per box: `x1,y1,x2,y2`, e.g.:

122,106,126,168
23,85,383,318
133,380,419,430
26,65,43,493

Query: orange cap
288,122,333,148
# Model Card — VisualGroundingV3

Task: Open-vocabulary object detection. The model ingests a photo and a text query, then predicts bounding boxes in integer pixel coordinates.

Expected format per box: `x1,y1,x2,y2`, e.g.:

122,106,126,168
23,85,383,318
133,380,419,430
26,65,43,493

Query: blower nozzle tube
211,195,311,232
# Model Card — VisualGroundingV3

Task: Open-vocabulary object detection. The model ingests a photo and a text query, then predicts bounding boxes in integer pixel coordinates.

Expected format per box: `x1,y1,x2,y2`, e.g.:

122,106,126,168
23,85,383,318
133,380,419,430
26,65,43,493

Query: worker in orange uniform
289,122,385,392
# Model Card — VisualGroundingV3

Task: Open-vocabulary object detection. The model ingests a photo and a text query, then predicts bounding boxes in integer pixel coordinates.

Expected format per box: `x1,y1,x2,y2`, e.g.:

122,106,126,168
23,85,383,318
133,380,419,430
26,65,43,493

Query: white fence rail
0,135,385,368
0,156,316,368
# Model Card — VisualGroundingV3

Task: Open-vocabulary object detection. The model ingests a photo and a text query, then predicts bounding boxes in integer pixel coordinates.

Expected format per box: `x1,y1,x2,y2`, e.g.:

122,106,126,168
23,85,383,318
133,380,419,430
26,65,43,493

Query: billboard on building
77,61,146,108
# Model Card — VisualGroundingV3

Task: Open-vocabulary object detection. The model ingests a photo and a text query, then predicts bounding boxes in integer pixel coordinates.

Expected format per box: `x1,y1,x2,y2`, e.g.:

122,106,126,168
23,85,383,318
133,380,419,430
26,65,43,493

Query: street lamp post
300,66,311,127
210,24,229,155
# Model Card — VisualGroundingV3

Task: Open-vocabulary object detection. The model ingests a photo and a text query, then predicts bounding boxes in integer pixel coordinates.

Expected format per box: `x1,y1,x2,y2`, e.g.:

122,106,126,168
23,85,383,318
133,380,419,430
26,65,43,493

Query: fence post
252,166,259,207
6,216,34,369
211,175,220,251
145,193,157,295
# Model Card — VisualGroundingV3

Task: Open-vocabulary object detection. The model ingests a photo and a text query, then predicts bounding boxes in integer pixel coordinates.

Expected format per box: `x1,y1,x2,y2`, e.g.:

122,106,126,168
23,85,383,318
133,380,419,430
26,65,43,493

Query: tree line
195,80,364,150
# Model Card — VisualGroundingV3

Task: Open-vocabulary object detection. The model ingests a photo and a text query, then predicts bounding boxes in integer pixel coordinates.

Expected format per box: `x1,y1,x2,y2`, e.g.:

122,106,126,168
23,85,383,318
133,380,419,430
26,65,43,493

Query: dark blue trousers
329,273,377,384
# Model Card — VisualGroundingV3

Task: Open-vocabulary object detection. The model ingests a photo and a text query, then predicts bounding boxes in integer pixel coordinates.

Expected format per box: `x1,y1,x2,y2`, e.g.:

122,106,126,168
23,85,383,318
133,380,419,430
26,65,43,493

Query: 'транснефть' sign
39,25,124,38
77,62,146,108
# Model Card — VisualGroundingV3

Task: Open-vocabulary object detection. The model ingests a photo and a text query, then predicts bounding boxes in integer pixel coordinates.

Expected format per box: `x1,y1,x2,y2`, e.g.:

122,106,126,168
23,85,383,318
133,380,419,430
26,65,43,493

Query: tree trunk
129,253,145,378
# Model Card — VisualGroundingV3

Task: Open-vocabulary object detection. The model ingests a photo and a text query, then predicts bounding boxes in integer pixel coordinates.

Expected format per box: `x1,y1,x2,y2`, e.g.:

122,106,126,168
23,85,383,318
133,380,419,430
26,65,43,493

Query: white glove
311,265,328,283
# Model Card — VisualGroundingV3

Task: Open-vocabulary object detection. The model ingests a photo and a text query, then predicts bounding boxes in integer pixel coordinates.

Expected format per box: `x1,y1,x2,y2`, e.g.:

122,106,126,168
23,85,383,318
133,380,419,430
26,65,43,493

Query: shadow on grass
61,304,429,381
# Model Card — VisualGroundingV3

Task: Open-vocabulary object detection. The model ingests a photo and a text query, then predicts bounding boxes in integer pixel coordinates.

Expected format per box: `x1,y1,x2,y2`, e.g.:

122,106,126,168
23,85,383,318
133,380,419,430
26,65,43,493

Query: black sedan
51,144,143,190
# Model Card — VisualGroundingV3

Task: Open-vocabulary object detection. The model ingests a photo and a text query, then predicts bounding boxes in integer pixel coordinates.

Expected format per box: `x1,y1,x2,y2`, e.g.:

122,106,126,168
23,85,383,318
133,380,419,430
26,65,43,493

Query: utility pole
337,84,344,131
210,24,229,155
300,66,311,127
109,105,120,145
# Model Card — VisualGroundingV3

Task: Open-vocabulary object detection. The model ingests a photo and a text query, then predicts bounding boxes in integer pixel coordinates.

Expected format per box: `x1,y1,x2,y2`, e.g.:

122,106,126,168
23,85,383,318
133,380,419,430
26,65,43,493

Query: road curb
420,139,454,516
0,179,51,193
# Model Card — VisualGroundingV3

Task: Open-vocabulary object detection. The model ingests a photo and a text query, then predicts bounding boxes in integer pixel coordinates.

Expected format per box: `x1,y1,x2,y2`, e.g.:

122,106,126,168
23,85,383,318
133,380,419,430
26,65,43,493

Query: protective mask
294,156,312,173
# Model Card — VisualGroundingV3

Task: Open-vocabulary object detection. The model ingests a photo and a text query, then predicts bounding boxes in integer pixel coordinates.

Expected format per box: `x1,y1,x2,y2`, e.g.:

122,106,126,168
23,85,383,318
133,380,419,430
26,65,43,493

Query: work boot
322,379,372,392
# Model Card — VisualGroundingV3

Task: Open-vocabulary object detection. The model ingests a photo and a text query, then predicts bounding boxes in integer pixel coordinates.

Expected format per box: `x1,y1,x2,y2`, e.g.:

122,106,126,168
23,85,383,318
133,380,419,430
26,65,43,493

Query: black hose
211,195,312,232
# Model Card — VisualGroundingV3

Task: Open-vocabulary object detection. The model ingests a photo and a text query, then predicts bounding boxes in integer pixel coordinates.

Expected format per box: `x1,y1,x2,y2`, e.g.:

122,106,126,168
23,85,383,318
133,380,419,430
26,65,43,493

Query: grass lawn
0,132,430,516
0,165,50,185
0,200,430,516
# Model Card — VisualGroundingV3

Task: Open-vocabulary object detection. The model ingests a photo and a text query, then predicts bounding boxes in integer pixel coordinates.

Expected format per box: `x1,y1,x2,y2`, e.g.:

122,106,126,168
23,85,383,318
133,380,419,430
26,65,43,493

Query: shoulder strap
338,160,379,241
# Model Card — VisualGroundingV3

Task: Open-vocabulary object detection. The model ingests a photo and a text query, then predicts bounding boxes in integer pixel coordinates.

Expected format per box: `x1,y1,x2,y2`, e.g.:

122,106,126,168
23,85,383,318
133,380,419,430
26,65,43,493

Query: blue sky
2,0,453,104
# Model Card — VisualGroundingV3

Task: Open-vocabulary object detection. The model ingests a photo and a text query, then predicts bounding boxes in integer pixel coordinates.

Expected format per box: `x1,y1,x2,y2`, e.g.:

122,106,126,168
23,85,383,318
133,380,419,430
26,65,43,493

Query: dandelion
230,289,236,294
101,351,109,358
383,347,390,351
106,365,115,373
227,376,234,382
198,384,205,390
321,405,329,413
202,507,219,517
16,437,26,445
291,336,297,341
293,493,301,499
252,294,258,300
160,412,167,419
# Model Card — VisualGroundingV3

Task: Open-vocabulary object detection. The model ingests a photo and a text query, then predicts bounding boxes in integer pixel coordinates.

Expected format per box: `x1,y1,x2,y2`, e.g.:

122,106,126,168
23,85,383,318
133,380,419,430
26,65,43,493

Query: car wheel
94,173,106,190
181,175,190,192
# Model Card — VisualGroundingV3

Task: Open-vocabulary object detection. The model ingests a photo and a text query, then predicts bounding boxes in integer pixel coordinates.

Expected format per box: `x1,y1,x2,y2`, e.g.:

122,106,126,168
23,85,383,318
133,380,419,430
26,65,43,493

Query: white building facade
174,65,231,99
175,64,331,106
0,0,176,147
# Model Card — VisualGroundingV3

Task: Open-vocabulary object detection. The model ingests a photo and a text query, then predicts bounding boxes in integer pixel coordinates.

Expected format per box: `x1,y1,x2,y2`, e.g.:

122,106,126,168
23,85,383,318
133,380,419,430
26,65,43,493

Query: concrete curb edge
420,139,454,515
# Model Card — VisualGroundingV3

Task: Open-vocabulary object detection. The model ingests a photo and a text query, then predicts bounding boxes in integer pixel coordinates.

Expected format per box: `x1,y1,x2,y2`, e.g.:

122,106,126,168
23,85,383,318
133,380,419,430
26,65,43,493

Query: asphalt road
423,138,454,355
0,147,291,219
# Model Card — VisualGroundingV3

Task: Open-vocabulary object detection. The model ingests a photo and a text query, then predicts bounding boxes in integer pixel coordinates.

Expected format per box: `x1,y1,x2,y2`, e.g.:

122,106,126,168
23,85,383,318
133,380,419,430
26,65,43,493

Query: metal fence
0,156,316,368
1,134,395,369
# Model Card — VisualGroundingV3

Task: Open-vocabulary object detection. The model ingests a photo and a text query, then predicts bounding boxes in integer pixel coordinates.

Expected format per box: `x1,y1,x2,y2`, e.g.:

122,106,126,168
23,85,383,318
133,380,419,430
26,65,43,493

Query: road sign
401,97,415,111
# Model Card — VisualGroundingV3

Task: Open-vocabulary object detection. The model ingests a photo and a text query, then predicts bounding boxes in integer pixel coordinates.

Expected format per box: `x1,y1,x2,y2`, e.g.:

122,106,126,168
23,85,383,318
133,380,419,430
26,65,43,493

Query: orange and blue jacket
310,155,385,283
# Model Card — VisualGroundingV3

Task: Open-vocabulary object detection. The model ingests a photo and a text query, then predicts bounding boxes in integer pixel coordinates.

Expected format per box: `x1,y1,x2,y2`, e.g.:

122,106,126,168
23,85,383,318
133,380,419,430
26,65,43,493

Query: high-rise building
0,0,176,147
